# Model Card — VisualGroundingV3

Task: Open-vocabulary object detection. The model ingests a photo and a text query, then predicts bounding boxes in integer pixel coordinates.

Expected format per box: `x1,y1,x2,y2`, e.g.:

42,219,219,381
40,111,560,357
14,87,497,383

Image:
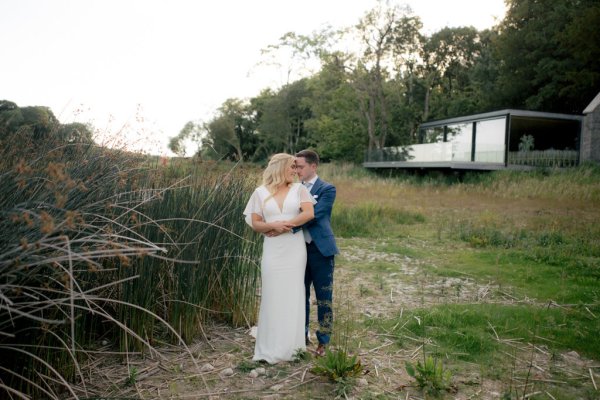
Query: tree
0,103,59,140
553,2,600,111
259,28,338,86
251,80,313,158
351,2,397,153
421,26,483,120
202,99,259,161
349,2,422,153
168,121,203,157
0,101,94,144
19,106,60,140
304,52,366,162
249,89,286,159
0,100,23,137
466,28,502,113
494,0,600,113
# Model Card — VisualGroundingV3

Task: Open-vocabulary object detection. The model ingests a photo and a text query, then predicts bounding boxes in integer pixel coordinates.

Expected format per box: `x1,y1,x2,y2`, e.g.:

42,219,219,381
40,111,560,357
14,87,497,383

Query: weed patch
378,304,600,364
405,355,453,395
333,203,425,237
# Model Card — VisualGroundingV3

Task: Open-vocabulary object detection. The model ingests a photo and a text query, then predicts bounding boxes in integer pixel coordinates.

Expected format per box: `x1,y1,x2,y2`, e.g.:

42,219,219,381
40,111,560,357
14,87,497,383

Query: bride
244,153,315,363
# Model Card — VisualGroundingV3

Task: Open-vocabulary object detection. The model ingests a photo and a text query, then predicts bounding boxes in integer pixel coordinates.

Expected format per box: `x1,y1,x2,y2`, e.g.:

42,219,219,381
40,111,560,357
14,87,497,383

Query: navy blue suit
303,177,338,345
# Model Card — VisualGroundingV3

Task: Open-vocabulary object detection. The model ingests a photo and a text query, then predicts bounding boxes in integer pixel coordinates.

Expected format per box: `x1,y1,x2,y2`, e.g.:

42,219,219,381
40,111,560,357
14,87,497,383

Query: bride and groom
243,150,338,364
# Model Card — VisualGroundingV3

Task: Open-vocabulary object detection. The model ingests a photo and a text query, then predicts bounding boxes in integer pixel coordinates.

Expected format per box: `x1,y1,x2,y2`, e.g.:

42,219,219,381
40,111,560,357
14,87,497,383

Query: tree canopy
0,100,94,145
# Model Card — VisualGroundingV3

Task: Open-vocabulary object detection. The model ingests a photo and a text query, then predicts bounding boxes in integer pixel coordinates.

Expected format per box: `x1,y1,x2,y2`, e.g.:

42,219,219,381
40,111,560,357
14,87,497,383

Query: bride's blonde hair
262,153,295,196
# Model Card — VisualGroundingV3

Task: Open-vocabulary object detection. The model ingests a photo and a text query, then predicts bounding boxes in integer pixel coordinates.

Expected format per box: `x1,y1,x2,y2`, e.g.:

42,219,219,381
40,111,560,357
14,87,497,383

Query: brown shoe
316,344,326,357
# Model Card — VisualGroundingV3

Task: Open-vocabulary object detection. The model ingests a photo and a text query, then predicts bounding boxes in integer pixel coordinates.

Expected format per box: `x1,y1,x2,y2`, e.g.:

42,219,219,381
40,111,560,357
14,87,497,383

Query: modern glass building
364,110,583,170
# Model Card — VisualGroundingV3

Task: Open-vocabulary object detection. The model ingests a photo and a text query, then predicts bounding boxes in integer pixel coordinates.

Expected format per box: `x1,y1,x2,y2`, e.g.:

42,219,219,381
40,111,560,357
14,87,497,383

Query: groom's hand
269,221,294,235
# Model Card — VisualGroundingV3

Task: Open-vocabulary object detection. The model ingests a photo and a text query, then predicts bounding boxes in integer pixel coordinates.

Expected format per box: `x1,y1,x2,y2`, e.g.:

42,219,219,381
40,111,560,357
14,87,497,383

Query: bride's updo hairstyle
262,153,295,195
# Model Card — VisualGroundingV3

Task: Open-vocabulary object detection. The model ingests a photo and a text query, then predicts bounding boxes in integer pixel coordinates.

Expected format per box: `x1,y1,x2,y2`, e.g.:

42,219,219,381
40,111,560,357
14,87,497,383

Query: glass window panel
447,123,472,161
421,126,444,144
475,118,506,163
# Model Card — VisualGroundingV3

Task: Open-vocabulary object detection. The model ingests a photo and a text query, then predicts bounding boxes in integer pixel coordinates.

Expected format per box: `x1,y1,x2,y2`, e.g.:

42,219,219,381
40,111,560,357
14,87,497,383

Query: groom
295,149,338,356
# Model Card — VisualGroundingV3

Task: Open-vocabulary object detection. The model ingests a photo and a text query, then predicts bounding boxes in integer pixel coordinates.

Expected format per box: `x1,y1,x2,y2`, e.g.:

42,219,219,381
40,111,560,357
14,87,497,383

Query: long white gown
243,183,315,363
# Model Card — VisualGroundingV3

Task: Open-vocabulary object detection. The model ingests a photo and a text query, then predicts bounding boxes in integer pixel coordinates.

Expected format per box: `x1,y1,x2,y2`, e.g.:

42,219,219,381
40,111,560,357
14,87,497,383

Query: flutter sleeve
243,188,263,228
298,184,317,205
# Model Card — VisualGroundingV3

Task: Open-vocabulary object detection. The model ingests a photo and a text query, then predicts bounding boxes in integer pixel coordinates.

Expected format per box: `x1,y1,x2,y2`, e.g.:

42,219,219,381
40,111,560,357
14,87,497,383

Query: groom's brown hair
295,149,320,165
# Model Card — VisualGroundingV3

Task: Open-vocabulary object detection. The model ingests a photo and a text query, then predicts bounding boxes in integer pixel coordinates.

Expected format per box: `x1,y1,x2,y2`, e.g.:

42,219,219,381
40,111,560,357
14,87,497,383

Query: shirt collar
305,175,318,186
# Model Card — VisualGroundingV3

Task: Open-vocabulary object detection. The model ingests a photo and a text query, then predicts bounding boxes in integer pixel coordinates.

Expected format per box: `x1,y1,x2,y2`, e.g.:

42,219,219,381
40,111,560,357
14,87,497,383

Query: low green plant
293,347,311,362
405,355,452,394
236,360,258,372
312,348,363,381
312,348,363,398
359,283,371,297
125,366,138,387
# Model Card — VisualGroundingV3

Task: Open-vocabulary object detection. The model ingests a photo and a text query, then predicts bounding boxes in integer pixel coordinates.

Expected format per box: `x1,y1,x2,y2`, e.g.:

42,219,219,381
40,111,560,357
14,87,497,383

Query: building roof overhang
583,92,600,114
420,109,583,129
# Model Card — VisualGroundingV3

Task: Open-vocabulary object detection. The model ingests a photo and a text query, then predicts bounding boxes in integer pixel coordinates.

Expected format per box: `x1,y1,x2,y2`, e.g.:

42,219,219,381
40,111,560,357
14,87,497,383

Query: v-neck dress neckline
272,186,292,213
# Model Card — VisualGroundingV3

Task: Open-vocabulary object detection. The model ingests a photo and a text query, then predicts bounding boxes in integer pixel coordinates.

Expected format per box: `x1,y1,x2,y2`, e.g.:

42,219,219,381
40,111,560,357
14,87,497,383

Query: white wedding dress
244,183,315,363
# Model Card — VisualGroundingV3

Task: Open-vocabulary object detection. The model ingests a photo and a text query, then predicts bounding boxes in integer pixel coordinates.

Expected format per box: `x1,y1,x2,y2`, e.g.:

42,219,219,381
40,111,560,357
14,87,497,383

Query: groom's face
295,157,316,182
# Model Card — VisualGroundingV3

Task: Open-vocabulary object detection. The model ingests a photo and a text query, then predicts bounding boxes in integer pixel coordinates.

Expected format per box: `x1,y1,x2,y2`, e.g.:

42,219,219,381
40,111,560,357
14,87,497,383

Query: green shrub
405,355,453,394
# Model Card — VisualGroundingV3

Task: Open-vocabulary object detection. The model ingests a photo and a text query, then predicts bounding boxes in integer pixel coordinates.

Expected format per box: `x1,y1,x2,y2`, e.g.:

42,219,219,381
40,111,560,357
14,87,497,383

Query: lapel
310,178,323,195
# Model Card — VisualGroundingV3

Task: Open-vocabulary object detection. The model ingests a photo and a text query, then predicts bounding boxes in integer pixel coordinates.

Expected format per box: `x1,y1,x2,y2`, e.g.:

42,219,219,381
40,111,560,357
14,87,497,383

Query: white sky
0,0,506,155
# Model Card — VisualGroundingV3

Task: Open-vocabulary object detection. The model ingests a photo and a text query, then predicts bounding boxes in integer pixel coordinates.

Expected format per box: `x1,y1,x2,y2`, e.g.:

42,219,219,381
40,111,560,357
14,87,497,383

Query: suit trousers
304,241,335,345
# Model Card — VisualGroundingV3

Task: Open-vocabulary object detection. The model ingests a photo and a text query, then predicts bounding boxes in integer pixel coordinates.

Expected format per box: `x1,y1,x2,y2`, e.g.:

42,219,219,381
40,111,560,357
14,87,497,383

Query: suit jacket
303,177,339,257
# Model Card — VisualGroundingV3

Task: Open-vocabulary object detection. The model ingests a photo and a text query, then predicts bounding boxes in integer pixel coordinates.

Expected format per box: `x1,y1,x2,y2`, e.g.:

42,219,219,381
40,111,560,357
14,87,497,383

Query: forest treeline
0,100,94,147
169,0,599,163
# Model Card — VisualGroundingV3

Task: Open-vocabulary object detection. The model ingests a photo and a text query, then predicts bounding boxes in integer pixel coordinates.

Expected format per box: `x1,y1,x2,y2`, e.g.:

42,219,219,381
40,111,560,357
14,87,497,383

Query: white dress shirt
302,175,318,243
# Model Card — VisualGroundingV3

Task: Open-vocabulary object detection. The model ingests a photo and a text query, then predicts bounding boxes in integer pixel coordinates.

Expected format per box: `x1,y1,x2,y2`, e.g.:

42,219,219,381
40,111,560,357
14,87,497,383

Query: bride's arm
285,201,314,227
250,213,294,233
262,204,313,237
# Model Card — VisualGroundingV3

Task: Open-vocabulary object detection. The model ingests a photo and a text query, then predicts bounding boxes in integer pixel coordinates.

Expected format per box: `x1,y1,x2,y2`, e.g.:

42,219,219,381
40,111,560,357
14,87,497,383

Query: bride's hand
270,220,295,233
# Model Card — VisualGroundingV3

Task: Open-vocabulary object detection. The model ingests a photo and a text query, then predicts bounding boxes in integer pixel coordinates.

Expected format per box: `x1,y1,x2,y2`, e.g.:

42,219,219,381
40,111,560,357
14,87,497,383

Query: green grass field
323,163,600,399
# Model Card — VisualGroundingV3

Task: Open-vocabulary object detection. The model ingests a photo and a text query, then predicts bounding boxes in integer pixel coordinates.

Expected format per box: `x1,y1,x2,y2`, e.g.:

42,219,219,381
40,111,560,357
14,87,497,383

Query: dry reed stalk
545,391,557,400
523,391,542,398
359,339,394,355
488,321,500,340
409,345,423,359
585,307,597,319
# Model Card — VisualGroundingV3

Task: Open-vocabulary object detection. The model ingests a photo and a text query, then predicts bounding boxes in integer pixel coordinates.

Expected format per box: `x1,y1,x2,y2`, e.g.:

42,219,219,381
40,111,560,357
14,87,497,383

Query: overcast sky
0,0,506,155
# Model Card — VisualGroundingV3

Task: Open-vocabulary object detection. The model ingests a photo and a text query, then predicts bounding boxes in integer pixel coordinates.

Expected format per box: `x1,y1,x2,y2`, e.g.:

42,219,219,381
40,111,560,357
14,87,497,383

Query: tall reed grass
0,134,260,398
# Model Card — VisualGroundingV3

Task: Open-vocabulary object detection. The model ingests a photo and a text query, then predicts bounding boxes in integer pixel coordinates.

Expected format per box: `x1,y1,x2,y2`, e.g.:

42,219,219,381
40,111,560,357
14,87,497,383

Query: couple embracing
243,150,338,364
